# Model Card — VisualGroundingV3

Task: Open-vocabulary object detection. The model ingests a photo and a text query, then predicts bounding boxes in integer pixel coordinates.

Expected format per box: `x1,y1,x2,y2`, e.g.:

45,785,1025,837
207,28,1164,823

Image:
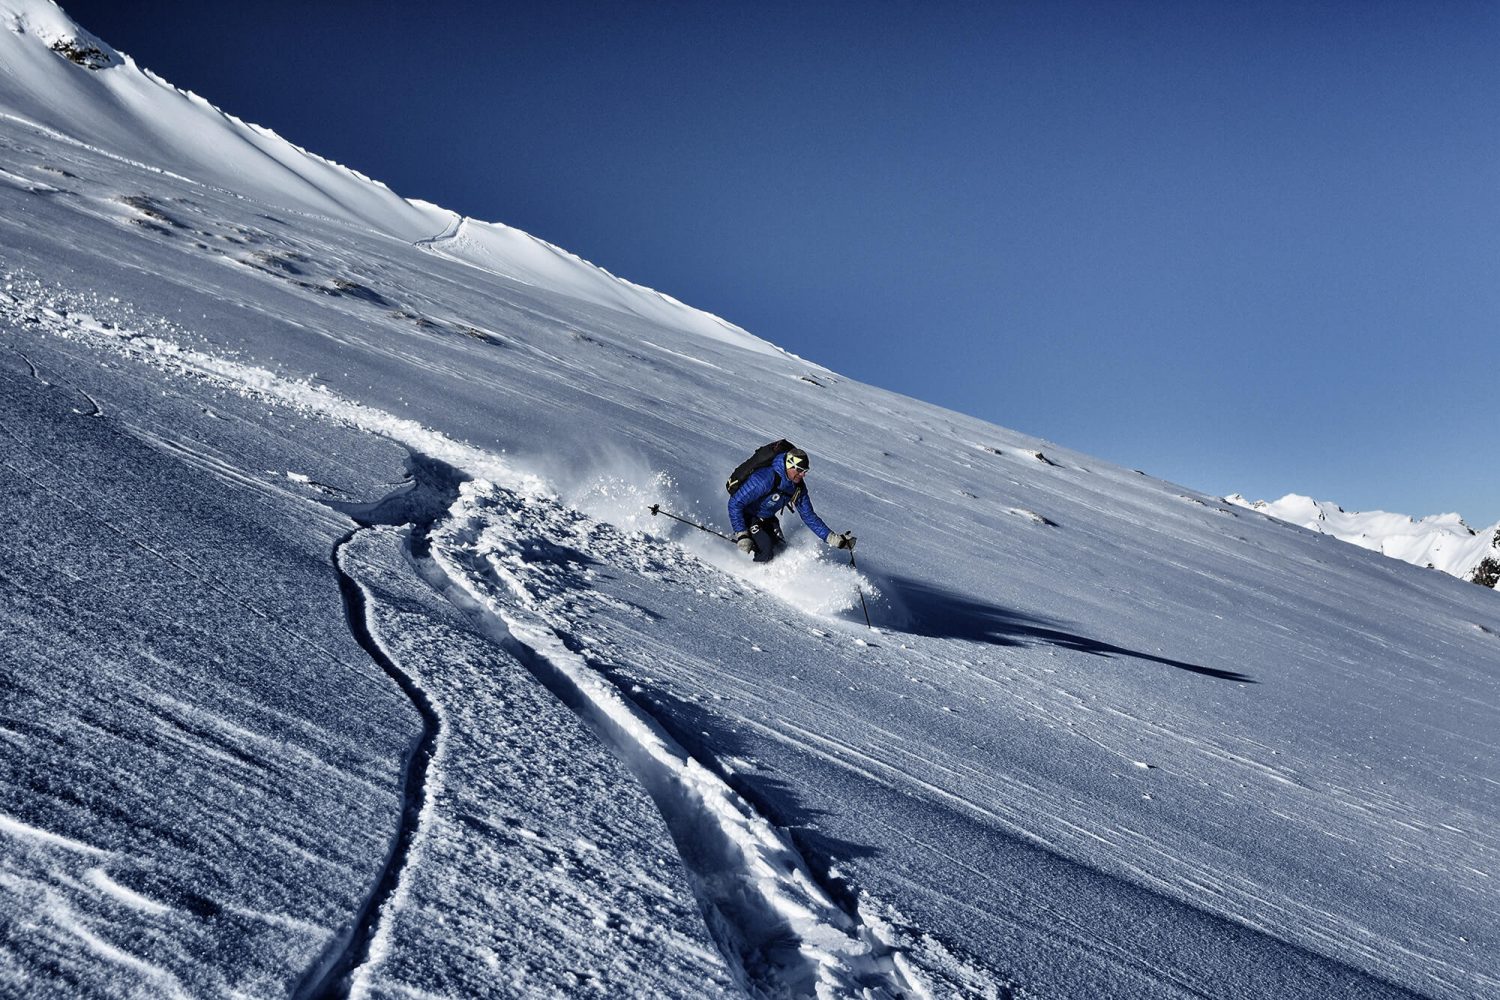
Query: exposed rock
50,37,112,69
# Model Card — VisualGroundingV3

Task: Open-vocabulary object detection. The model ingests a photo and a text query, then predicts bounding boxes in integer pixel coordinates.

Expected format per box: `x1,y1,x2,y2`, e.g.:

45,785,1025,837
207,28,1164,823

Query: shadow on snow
876,574,1255,684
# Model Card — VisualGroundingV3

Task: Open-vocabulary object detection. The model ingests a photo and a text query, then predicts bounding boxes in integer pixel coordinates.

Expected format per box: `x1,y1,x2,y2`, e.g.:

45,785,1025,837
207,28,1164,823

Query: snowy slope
0,0,772,356
2,3,1497,999
1226,493,1500,589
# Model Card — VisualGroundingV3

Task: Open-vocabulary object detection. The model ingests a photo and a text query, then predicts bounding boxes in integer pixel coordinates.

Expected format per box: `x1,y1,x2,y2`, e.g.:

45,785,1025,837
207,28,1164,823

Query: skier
728,445,856,563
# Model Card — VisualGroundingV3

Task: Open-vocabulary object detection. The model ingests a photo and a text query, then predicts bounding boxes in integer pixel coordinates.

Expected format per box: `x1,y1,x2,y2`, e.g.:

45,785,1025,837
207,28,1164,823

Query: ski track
413,210,461,251
295,532,445,1000
4,273,1188,998
4,343,103,415
6,278,1393,999
423,483,931,1000
2,277,938,996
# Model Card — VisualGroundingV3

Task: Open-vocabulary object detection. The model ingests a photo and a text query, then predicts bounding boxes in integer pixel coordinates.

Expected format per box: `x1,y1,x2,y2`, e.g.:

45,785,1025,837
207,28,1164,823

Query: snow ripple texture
428,481,929,1000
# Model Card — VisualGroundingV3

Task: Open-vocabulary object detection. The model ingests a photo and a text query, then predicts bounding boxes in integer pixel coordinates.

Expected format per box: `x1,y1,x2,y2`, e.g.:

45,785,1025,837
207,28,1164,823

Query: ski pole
648,503,733,542
848,549,873,629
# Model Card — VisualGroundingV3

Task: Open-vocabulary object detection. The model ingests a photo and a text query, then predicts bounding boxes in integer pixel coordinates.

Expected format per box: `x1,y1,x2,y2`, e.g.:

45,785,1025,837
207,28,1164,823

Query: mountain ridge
1226,492,1500,589
1,2,1497,998
0,0,775,356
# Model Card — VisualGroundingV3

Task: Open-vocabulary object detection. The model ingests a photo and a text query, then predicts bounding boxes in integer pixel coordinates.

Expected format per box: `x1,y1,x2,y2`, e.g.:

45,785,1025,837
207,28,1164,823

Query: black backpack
726,439,796,495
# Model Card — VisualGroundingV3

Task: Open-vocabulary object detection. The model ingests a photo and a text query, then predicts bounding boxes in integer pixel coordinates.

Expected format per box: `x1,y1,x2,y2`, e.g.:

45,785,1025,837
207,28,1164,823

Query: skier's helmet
785,448,810,473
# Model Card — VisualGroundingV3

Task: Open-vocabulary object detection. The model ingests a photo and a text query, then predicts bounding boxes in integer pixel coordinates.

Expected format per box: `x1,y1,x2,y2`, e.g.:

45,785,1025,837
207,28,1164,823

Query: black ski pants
748,517,785,563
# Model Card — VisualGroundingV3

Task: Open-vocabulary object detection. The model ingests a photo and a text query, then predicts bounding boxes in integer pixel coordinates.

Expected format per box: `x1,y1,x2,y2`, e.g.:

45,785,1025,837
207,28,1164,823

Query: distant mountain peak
1227,492,1499,589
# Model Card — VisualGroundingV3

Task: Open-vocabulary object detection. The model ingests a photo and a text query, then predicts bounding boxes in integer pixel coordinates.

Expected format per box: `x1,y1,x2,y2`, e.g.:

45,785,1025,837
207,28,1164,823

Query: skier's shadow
878,574,1254,683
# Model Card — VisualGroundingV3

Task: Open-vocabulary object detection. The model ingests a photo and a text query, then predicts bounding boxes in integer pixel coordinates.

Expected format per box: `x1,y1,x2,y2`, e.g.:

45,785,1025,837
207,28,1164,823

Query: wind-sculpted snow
426,482,932,999
4,160,1497,998
0,330,735,999
331,523,737,999
297,533,446,1000
2,7,1499,997
0,367,420,999
0,0,778,360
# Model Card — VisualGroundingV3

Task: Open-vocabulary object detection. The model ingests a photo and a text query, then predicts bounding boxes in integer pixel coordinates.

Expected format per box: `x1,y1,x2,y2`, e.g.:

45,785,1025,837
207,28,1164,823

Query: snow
1,2,1497,998
1226,493,1500,588
0,0,778,360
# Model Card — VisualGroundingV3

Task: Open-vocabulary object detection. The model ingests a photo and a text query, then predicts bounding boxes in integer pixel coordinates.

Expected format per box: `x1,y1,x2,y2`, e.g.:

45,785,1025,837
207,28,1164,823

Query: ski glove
734,531,755,556
827,531,856,550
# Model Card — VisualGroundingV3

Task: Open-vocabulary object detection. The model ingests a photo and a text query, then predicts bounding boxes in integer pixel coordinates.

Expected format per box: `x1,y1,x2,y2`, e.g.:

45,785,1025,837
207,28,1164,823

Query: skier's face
785,463,806,484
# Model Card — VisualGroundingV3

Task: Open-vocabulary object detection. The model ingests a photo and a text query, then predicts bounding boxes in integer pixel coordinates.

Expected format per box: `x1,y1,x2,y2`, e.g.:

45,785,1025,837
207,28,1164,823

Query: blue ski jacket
727,452,831,541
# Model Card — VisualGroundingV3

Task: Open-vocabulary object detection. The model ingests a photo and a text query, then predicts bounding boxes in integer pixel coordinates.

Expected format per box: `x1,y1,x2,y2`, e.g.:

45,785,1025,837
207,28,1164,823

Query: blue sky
62,1,1500,524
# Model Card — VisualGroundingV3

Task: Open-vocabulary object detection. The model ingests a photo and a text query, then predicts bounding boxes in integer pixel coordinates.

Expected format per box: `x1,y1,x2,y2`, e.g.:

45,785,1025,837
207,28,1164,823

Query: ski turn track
424,482,931,1000
0,284,963,996
296,531,445,1000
